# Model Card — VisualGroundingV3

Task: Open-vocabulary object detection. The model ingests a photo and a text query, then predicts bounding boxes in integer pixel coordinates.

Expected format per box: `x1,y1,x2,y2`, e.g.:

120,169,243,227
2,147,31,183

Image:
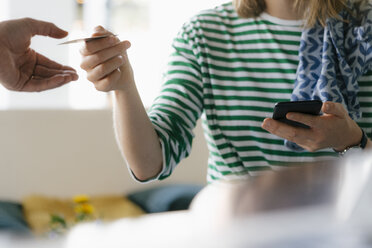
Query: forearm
113,82,163,181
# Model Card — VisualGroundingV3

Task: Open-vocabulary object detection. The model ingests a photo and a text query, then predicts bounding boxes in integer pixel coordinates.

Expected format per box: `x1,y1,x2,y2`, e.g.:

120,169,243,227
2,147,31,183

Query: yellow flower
81,203,95,214
73,195,90,204
74,203,95,215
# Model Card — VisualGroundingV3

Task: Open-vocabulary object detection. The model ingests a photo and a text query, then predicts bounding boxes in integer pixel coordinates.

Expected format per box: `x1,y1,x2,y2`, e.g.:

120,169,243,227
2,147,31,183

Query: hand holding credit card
58,34,117,45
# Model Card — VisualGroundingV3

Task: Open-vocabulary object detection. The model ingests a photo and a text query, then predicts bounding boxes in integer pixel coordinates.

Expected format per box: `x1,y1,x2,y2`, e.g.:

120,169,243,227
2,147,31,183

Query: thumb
92,25,112,37
25,18,68,39
322,101,348,117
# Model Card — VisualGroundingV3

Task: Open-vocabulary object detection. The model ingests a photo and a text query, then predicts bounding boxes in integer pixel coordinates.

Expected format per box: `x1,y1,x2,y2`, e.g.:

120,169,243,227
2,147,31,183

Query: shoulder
180,2,242,34
195,2,239,23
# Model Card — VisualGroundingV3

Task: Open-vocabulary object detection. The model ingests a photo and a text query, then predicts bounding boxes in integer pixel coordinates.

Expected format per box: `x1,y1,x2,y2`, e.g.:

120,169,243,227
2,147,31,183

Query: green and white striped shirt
146,2,372,183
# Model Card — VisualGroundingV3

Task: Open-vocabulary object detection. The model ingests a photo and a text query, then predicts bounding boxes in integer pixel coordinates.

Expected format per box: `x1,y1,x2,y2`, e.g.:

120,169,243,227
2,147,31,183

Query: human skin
80,26,163,181
0,18,78,92
261,102,372,152
261,0,372,151
80,1,371,181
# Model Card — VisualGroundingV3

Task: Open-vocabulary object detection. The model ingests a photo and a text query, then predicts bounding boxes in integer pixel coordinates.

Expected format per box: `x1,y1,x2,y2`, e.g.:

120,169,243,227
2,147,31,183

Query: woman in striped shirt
80,0,372,183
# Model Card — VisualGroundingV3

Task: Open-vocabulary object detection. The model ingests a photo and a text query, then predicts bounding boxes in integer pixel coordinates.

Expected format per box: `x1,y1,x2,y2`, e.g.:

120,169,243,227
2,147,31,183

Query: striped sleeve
145,20,204,181
358,70,372,137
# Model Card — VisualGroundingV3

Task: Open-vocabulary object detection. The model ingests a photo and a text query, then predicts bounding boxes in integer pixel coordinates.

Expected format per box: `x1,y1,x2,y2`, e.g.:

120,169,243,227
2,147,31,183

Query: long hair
233,0,351,27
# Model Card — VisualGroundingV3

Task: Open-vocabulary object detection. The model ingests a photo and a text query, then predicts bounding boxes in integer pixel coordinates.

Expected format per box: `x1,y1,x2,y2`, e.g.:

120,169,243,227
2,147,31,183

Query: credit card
58,34,117,45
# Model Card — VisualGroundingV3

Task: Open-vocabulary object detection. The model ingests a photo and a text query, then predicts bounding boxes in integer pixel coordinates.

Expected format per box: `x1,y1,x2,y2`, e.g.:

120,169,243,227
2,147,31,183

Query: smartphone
272,100,323,128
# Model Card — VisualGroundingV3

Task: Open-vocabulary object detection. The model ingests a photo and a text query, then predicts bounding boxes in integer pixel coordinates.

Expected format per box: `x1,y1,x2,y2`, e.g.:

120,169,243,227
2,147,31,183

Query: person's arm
113,84,164,181
0,18,78,91
80,26,162,181
80,25,203,182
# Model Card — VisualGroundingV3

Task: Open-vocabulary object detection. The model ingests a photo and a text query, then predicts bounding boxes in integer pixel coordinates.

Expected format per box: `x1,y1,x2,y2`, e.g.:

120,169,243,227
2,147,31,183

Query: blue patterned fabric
286,1,372,151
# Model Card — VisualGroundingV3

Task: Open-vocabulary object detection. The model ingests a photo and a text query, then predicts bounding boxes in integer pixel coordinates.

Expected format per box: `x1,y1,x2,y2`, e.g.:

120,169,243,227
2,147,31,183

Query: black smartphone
272,100,323,128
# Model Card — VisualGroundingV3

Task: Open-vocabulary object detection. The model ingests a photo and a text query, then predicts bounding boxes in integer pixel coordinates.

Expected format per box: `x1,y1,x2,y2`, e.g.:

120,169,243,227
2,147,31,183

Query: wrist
114,80,139,101
333,127,368,155
113,73,135,92
114,82,135,95
333,125,363,152
116,65,135,91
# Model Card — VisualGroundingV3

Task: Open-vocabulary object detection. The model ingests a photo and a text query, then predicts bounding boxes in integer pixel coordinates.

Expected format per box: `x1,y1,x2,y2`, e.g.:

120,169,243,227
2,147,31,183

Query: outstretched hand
0,18,78,92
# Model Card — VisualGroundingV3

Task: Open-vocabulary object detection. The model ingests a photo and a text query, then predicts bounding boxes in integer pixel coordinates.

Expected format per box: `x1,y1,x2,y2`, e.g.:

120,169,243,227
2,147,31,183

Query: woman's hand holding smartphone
262,101,364,152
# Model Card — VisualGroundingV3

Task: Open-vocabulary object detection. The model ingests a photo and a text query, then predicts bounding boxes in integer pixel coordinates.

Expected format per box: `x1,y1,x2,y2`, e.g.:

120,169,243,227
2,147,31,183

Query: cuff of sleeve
126,137,169,184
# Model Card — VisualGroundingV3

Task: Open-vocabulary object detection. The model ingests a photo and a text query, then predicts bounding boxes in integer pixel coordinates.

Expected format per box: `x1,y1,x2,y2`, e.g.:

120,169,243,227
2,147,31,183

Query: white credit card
58,34,117,45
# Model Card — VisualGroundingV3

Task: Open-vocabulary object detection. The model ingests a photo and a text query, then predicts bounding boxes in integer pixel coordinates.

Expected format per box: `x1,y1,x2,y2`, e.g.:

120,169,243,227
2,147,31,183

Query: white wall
129,0,229,107
0,110,208,201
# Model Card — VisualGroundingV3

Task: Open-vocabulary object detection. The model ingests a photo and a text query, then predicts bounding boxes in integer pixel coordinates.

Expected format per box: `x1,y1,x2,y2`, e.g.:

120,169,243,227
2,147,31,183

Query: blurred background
2,2,372,247
0,0,230,201
0,0,227,109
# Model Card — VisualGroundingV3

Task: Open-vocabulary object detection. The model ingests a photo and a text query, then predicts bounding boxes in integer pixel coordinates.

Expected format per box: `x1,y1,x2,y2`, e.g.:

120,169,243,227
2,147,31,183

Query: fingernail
72,74,79,80
94,26,104,31
124,40,131,49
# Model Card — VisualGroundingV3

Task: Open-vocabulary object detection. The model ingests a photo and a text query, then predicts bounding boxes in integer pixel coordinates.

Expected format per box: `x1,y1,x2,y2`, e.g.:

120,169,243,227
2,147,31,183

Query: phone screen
272,100,323,128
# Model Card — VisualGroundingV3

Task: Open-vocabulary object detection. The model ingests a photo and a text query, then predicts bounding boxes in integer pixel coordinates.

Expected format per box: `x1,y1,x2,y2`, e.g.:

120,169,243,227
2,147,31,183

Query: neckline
260,12,304,26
